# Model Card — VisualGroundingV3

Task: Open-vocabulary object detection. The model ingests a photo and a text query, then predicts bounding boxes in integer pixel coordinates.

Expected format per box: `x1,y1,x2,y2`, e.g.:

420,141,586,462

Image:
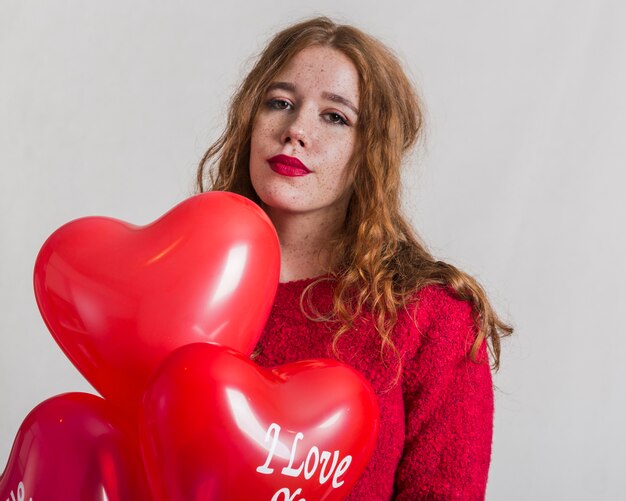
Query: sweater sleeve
393,288,494,500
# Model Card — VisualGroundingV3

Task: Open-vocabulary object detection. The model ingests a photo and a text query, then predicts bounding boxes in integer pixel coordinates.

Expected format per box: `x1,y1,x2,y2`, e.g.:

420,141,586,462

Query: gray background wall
1,1,625,499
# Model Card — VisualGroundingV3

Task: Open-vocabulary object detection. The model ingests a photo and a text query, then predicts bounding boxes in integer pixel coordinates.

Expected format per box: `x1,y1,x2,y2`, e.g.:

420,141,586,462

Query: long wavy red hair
196,16,512,370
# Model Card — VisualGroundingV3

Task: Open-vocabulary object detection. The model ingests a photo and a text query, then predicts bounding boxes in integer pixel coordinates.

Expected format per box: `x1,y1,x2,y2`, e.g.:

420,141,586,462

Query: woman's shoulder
409,284,474,329
397,284,476,359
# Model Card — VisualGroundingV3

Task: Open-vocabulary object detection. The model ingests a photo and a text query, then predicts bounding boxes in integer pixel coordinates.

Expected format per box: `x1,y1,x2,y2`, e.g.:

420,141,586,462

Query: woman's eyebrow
322,91,359,115
266,81,296,92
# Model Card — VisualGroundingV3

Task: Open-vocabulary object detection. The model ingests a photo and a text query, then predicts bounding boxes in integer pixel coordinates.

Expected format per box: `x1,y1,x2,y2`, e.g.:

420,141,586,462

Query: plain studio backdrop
1,1,625,499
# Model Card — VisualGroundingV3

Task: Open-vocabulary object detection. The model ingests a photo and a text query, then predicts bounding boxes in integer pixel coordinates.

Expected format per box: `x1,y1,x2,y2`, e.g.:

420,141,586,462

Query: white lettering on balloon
5,481,32,501
270,487,303,501
256,422,353,500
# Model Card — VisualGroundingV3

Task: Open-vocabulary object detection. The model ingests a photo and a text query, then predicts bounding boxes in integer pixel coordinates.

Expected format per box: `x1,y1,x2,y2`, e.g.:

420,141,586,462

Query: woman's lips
267,155,311,177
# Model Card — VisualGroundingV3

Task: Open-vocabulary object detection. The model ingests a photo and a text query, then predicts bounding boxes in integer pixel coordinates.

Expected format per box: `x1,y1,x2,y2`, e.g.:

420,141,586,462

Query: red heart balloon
0,393,149,501
140,343,379,501
34,192,280,413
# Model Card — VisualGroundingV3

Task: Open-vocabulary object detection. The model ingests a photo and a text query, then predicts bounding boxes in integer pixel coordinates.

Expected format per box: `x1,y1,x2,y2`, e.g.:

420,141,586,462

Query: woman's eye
267,99,292,110
325,112,349,126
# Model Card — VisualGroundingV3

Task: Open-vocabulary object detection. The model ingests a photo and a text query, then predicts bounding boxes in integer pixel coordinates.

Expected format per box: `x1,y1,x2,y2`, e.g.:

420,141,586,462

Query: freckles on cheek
259,122,278,142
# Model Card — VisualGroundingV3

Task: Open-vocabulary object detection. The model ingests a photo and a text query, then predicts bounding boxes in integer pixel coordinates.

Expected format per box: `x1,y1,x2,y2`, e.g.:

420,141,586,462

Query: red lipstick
268,155,311,177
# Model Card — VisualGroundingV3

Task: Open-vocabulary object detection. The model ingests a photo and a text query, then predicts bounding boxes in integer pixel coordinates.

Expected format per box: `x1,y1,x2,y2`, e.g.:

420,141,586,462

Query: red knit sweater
255,278,493,500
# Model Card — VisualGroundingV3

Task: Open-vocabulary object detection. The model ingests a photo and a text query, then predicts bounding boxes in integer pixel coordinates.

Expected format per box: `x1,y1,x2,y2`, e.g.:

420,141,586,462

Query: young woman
196,16,511,500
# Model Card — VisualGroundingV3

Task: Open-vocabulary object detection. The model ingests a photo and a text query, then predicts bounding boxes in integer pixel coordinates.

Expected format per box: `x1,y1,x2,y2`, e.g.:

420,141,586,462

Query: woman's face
249,45,360,219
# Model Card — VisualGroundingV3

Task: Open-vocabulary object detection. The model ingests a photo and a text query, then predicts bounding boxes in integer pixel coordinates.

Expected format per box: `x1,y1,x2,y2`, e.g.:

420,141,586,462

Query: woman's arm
394,287,494,500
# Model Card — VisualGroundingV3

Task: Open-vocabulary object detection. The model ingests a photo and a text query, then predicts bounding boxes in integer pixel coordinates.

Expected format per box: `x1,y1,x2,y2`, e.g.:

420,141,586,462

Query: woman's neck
264,206,345,283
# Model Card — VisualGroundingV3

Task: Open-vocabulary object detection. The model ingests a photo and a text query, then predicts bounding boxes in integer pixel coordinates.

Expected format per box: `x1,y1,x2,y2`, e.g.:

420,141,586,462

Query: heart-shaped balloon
0,393,149,501
140,343,379,501
34,192,280,413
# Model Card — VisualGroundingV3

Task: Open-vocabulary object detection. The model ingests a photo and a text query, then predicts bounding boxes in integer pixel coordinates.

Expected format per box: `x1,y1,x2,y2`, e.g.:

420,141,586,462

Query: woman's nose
281,110,313,148
283,128,306,148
